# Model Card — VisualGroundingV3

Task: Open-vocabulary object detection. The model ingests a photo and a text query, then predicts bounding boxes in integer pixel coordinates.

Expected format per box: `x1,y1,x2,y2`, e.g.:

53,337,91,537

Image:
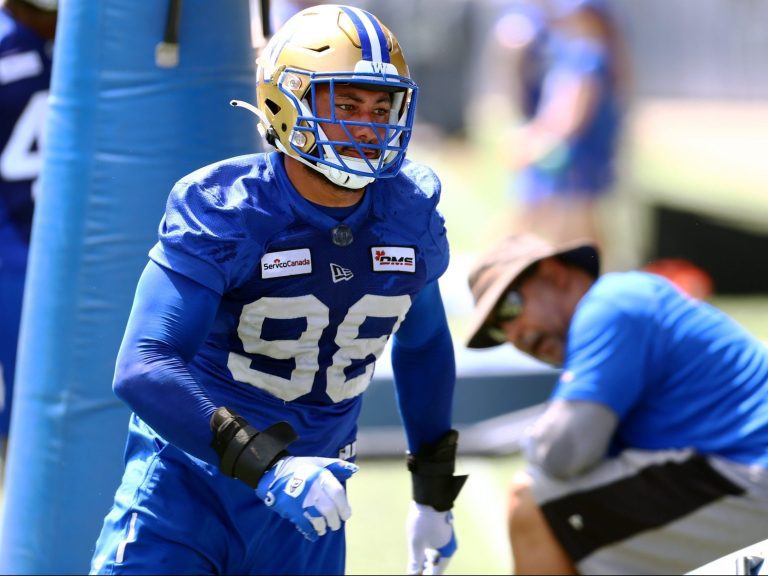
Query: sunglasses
483,262,539,343
485,289,525,343
495,289,524,323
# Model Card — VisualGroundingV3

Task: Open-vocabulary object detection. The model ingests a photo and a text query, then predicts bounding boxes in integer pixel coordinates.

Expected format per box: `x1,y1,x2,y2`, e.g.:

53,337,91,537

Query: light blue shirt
555,271,768,468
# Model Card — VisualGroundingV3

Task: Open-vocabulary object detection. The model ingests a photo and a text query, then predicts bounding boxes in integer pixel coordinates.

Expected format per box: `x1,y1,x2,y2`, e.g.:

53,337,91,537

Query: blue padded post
0,1,259,572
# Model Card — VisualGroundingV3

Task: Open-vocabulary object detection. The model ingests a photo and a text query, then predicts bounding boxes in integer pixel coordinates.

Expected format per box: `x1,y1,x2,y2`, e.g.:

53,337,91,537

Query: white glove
255,456,358,541
406,501,458,575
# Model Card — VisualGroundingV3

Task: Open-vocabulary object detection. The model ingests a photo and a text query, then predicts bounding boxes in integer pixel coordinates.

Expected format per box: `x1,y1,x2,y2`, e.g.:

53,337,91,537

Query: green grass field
345,455,526,575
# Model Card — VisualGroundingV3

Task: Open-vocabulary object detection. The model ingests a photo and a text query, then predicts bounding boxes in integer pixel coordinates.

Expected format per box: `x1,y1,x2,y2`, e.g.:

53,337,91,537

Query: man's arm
392,280,466,575
113,260,222,464
115,261,298,474
391,280,455,451
524,398,618,479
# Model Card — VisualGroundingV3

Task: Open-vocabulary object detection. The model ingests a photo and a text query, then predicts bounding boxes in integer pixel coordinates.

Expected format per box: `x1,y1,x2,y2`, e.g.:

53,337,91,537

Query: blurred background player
0,0,56,478
90,5,465,575
505,0,630,252
465,233,768,574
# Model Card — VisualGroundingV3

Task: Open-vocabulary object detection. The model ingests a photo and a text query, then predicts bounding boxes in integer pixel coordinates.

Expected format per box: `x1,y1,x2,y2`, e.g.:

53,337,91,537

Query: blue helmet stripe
363,10,391,64
340,6,390,64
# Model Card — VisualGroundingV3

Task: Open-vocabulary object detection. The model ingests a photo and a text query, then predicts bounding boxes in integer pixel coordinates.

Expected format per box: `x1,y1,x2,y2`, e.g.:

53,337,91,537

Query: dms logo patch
371,246,416,273
261,248,312,279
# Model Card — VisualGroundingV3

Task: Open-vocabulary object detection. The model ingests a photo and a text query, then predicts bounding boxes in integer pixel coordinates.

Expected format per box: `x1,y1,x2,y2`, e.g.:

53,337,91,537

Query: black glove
210,406,298,489
406,429,467,512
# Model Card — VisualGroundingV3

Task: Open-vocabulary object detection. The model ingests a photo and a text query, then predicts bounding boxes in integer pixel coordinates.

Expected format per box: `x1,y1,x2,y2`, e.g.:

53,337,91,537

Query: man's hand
406,501,457,575
255,456,358,541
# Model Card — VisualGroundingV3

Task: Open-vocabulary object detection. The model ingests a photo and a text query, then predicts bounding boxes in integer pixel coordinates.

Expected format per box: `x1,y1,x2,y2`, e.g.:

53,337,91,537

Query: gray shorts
521,449,768,575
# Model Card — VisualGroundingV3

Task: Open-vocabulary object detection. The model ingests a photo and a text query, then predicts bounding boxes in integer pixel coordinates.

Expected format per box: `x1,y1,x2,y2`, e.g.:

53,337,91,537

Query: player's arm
535,62,600,140
524,398,618,479
392,280,466,574
113,260,223,463
392,280,454,450
114,260,356,540
115,260,295,470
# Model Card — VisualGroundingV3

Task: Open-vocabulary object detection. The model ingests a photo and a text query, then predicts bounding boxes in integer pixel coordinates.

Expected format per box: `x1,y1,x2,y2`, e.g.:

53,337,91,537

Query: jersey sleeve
113,261,222,465
523,398,618,478
149,173,258,294
391,281,456,451
553,290,653,418
424,204,450,284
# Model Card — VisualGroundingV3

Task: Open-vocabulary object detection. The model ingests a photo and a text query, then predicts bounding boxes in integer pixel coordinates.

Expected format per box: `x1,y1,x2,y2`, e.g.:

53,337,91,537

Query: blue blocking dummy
0,1,259,572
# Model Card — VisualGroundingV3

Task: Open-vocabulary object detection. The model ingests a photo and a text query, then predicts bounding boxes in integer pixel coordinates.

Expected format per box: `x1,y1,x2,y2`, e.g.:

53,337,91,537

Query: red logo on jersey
371,247,416,272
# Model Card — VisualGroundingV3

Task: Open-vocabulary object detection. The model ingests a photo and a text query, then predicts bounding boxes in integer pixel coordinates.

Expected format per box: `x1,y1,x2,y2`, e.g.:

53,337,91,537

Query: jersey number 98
228,294,412,402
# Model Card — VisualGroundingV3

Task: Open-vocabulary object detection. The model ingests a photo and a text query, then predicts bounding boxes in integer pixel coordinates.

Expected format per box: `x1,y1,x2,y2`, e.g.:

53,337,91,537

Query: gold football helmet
233,4,418,188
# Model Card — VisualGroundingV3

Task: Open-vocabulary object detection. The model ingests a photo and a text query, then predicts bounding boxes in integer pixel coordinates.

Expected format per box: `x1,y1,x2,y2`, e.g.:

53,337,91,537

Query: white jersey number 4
0,90,49,196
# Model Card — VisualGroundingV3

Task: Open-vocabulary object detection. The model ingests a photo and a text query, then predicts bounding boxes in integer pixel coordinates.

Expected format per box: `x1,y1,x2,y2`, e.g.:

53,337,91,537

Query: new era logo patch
330,263,354,283
261,248,312,279
371,246,416,273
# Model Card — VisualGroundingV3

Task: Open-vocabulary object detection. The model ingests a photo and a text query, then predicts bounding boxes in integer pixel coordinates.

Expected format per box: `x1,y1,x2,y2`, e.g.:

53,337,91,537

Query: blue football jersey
549,35,623,186
555,272,768,467
0,8,52,271
517,33,623,200
147,151,449,456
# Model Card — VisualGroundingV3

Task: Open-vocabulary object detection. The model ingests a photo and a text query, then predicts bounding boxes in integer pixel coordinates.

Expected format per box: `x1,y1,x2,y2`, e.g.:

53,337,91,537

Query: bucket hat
466,233,599,349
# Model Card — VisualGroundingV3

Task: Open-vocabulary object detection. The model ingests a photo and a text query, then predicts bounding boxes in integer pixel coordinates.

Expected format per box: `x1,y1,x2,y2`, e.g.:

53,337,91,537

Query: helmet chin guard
241,4,419,188
313,158,376,190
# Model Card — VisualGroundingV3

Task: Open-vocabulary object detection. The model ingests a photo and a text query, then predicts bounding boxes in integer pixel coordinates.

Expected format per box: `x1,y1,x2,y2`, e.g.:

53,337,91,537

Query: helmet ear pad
251,4,419,188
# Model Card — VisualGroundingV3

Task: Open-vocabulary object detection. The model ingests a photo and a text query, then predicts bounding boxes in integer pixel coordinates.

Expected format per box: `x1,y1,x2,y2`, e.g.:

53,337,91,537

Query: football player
0,0,57,476
90,5,465,575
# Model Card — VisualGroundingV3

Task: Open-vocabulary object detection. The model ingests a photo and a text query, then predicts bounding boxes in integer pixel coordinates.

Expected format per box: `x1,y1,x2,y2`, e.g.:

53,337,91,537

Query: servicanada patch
371,246,416,273
261,248,312,279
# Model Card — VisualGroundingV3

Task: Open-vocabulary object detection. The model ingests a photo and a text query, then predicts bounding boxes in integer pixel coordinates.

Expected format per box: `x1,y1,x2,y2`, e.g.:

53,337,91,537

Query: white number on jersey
228,294,412,402
0,90,49,196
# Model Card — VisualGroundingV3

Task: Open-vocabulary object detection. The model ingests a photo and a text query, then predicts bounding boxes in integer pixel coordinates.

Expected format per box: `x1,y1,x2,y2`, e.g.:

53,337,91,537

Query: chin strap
314,161,375,189
407,430,468,512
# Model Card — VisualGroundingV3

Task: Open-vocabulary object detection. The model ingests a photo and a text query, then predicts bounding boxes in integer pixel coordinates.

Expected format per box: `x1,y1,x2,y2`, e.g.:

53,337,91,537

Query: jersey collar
269,151,375,234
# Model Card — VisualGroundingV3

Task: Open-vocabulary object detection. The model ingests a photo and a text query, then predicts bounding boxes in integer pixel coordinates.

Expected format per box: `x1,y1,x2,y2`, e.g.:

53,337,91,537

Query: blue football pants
90,417,346,575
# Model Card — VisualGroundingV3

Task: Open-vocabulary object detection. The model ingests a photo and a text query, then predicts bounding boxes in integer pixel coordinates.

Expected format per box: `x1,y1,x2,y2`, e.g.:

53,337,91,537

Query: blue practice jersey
146,151,450,457
0,7,52,271
519,33,623,199
548,35,622,181
554,272,768,467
